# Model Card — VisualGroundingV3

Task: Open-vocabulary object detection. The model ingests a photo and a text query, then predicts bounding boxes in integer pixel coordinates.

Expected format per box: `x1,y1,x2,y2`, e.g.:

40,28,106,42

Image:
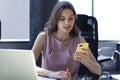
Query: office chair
98,47,120,71
76,14,99,80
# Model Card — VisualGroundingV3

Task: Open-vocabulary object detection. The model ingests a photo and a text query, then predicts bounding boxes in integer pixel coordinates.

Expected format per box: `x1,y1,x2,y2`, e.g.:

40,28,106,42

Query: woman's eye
59,18,65,21
69,17,74,20
59,17,74,21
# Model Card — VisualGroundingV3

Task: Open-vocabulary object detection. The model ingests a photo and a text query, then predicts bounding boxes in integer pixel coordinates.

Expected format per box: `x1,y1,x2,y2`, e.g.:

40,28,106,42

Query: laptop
0,49,56,80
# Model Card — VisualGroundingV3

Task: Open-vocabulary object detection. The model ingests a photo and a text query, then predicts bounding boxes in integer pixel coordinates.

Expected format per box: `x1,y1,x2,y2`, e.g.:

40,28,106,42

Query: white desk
38,76,56,80
98,55,111,61
111,74,120,80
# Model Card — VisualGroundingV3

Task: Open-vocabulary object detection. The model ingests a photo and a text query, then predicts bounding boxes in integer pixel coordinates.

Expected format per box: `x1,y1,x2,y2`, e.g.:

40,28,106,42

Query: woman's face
57,8,75,34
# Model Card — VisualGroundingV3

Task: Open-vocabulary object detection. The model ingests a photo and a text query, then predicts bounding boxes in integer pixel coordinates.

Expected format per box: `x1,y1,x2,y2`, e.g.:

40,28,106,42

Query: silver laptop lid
0,49,38,80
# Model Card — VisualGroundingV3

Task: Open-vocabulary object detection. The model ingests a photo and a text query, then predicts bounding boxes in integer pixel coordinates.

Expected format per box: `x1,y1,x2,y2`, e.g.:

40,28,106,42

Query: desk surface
38,76,56,80
98,55,111,61
111,74,120,80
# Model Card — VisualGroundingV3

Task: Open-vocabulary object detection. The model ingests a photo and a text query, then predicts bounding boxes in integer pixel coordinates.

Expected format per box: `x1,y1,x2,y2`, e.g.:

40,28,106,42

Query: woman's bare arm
32,32,51,77
32,32,46,61
75,36,101,75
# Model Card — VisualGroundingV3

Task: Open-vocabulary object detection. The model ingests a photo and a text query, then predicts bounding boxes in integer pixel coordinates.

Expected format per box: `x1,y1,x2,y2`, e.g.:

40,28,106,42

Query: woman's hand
48,71,71,80
73,48,90,65
73,48,102,75
36,67,71,80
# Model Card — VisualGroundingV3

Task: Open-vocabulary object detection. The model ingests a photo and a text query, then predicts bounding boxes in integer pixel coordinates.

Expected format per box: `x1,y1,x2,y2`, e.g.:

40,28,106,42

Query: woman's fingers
56,71,71,80
68,72,71,80
73,48,90,65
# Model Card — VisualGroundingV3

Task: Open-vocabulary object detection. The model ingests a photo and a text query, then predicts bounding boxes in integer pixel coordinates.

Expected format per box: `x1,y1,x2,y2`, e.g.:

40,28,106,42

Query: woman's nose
65,20,69,25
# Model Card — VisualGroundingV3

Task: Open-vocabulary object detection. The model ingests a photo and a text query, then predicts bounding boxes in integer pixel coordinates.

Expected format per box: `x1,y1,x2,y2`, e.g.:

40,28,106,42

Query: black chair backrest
77,14,98,59
76,14,99,77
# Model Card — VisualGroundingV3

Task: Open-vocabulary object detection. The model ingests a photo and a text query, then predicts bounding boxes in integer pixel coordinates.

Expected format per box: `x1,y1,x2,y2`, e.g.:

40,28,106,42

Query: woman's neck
53,32,71,41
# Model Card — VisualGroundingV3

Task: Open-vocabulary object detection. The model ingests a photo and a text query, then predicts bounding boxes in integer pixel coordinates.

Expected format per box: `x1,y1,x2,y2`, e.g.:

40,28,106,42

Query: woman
32,1,101,80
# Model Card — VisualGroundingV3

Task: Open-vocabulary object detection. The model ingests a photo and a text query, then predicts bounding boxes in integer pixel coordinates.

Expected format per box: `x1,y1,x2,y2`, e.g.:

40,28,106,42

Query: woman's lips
64,26,71,30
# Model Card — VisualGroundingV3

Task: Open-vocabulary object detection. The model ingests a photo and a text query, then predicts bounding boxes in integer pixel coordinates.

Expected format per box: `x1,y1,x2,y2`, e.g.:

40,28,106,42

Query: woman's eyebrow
60,14,74,17
70,15,74,17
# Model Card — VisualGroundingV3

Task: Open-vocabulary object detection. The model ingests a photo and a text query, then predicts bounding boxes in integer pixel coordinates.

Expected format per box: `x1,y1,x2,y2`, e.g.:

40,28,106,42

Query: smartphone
75,43,89,53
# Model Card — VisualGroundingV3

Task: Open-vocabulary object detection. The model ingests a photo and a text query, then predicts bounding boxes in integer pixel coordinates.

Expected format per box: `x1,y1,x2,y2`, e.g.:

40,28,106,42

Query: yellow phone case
75,43,89,53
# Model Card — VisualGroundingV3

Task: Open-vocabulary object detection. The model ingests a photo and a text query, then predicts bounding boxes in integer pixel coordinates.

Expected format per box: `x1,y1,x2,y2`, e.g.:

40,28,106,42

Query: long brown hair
44,1,79,37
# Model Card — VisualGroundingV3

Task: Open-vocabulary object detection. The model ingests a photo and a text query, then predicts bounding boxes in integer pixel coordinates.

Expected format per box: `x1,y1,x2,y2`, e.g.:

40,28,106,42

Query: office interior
0,0,120,79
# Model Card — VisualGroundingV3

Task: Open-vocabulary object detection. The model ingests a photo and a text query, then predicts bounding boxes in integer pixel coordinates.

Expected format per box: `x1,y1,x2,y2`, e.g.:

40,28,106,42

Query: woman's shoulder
37,31,48,40
38,31,48,37
78,36,86,43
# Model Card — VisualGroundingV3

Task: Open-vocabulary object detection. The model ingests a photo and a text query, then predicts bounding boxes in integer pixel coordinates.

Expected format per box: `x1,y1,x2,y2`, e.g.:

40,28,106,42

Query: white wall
94,0,120,41
0,0,30,42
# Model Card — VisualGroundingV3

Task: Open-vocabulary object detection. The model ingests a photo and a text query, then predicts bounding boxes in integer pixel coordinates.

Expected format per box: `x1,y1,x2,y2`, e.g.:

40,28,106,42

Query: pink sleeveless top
42,33,81,80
